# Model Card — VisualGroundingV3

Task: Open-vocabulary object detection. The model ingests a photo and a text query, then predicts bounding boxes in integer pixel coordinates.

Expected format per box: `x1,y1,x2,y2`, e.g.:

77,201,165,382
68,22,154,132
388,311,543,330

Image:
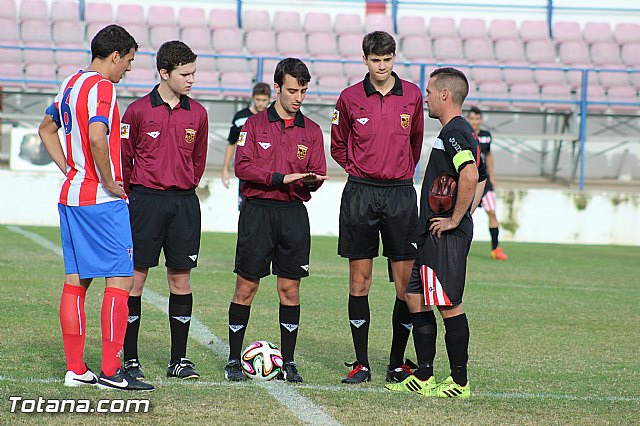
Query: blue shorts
59,200,134,279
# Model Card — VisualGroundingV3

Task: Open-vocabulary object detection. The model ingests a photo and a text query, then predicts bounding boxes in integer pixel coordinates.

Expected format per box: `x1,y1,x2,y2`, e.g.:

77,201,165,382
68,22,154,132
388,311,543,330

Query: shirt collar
363,71,403,97
267,102,305,128
150,84,191,110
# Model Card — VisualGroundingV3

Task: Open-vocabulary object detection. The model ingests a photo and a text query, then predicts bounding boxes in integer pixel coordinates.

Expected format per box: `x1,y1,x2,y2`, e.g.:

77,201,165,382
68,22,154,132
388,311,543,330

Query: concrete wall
2,169,638,246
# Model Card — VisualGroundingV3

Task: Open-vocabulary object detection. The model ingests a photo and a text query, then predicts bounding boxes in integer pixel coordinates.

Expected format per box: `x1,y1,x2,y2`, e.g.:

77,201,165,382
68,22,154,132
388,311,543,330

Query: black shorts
128,186,201,269
407,233,471,306
234,198,310,280
338,176,418,260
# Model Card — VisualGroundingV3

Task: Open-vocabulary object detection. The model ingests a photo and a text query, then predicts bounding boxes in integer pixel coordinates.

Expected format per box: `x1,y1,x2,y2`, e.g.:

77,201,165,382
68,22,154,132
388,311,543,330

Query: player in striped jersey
38,25,153,392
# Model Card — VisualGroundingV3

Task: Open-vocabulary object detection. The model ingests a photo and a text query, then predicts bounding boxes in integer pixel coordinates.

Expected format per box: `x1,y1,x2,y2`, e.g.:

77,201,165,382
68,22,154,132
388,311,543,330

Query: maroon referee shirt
235,103,327,202
331,72,424,180
121,85,208,194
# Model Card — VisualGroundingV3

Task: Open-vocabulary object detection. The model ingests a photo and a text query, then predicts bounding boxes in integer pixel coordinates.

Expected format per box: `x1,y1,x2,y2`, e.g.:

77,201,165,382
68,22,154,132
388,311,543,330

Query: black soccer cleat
277,361,303,383
167,358,200,379
386,359,418,383
123,358,145,380
224,359,248,382
341,361,371,384
97,368,155,391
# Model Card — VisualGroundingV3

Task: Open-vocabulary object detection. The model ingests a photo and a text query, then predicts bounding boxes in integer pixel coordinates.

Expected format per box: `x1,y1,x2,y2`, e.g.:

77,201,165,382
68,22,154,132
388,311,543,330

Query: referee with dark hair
224,58,328,383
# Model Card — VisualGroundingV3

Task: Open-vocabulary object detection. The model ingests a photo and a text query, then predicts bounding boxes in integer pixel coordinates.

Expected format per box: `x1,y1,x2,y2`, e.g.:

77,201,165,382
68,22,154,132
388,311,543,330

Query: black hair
156,41,197,74
430,67,470,106
91,24,138,61
468,106,482,116
362,31,396,57
252,82,272,97
273,58,311,87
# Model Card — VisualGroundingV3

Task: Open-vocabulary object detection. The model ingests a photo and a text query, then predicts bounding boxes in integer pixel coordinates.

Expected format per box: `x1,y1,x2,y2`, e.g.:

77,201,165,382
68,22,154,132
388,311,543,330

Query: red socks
100,287,130,376
60,283,87,375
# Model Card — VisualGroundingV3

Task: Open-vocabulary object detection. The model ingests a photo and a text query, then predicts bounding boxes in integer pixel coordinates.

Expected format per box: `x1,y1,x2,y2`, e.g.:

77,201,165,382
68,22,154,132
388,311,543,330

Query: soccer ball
241,340,283,381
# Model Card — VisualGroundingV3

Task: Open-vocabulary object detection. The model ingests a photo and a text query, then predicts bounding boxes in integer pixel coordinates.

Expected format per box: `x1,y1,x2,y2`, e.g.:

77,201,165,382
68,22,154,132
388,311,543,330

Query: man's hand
104,180,126,199
302,173,330,186
222,168,230,188
429,216,459,238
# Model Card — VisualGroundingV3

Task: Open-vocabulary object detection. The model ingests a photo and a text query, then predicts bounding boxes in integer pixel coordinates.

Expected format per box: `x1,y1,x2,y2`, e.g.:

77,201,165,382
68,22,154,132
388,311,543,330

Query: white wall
2,169,639,246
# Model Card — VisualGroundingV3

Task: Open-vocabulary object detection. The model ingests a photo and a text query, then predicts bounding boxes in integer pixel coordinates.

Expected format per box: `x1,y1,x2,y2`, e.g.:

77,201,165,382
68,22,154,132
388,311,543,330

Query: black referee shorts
407,233,471,306
128,186,201,270
338,176,418,260
234,198,310,280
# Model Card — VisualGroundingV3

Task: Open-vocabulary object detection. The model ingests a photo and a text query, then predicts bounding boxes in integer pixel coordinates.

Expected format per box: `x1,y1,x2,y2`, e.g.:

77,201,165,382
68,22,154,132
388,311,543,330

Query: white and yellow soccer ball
241,340,283,381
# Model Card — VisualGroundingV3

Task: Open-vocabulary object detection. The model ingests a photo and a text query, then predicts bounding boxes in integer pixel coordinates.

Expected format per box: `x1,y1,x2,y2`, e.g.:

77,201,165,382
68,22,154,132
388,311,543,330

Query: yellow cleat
433,376,470,398
384,375,437,394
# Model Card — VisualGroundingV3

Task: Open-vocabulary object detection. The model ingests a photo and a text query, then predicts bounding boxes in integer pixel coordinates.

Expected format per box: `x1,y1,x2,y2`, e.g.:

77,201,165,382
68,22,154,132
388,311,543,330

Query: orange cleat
490,247,508,260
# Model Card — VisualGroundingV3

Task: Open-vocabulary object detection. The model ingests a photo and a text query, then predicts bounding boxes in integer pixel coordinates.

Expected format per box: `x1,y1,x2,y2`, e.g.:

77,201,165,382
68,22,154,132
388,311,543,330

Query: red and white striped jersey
54,70,122,206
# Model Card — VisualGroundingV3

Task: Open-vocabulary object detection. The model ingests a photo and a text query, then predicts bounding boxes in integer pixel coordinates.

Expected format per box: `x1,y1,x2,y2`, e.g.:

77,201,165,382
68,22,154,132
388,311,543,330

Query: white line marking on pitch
8,225,342,426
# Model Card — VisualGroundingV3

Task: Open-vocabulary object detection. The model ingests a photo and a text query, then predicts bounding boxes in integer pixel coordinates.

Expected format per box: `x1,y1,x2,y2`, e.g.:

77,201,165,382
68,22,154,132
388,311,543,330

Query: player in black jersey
467,106,508,260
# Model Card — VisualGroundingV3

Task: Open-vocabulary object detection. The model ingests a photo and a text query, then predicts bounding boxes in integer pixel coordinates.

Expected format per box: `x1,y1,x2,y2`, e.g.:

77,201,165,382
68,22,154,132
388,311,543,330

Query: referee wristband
271,172,285,186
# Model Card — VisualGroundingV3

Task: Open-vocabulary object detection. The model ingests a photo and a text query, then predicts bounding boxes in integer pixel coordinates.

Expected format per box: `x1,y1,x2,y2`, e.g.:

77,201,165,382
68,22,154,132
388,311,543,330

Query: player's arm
38,104,67,174
120,106,138,195
192,112,209,186
409,92,425,168
470,178,486,215
302,127,329,191
486,150,495,188
330,96,349,170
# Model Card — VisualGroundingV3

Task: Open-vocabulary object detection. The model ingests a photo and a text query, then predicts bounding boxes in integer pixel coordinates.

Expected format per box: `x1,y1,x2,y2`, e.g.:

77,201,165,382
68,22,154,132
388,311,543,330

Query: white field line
8,225,341,426
1,376,638,403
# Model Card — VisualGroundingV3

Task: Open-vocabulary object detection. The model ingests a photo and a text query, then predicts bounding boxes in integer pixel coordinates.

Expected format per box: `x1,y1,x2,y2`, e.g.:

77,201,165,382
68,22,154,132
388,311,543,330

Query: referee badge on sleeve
120,123,130,138
332,109,340,125
237,131,247,146
400,114,410,129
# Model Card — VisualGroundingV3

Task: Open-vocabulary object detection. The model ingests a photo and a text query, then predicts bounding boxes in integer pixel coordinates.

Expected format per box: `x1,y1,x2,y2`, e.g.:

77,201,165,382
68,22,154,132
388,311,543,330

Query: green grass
1,225,639,425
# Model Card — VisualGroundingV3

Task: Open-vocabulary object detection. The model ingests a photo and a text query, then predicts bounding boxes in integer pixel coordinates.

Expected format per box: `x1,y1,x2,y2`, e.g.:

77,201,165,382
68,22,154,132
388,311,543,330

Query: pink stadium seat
494,39,525,62
190,70,220,95
55,43,88,68
403,63,435,85
607,85,638,112
503,62,533,85
630,73,640,91
540,83,574,111
179,7,206,30
220,71,253,98
402,36,432,60
58,64,81,78
245,30,276,54
24,63,57,88
433,37,464,60
525,40,556,63
307,32,337,56
583,22,613,44
576,84,607,111
216,51,247,73
553,21,582,43
344,55,365,80
273,11,301,33
597,65,629,89
488,19,518,41
21,20,51,43
614,23,640,45
311,55,344,79
510,82,540,109
50,1,80,23
364,13,393,33
209,9,238,30
520,20,549,42
212,29,243,52
476,81,509,108
52,21,84,44
149,26,180,50
533,63,566,86
558,41,590,65
338,33,362,57
243,10,270,31
334,14,362,35
23,42,54,65
148,6,176,28
123,68,157,93
458,18,487,40
19,0,47,21
471,61,502,84
277,31,305,55
303,13,331,34
564,63,591,88
428,17,456,39
397,16,426,38
116,4,144,25
464,38,494,62
2,63,24,87
0,0,16,20
125,24,150,50
621,43,640,66
84,2,112,26
590,41,621,65
0,18,20,42
316,75,349,100
181,27,214,70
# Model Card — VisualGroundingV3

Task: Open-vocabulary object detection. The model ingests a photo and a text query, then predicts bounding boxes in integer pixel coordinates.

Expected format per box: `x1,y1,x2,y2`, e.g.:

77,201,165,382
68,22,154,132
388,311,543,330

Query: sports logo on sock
280,323,299,332
411,242,418,249
172,316,191,324
401,322,413,330
189,254,198,262
350,319,367,328
127,315,140,323
300,264,309,271
229,324,244,333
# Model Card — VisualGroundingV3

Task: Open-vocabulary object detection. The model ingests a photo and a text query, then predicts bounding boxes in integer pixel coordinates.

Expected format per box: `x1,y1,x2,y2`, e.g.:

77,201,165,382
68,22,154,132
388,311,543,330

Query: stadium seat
2,62,23,87
458,18,487,41
0,17,20,42
57,64,81,78
583,22,613,44
364,13,393,33
277,31,305,56
471,61,502,84
55,43,88,68
149,26,180,50
125,24,150,51
540,83,574,111
190,70,220,95
576,84,607,111
344,55,365,80
24,63,57,88
148,6,176,28
404,63,435,84
334,14,362,35
311,55,344,79
123,68,157,93
19,0,47,22
84,2,113,26
307,32,338,56
433,37,464,61
23,42,54,65
558,41,590,65
564,63,592,88
607,85,638,112
402,35,432,61
503,62,534,85
630,72,640,90
179,7,207,30
21,19,51,43
428,17,456,39
488,19,518,41
596,65,629,89
115,4,144,25
303,12,331,34
510,82,540,109
553,21,582,43
273,11,301,33
52,21,84,44
476,81,509,108
0,0,16,20
525,40,556,63
520,20,550,42
316,75,349,100
533,62,566,86
338,33,363,57
212,28,243,52
397,16,426,38
614,23,640,45
245,30,277,54
464,38,494,62
216,51,247,74
50,1,80,23
621,43,640,66
590,41,621,65
243,10,270,31
495,39,525,62
181,27,215,71
220,71,253,98
209,9,238,30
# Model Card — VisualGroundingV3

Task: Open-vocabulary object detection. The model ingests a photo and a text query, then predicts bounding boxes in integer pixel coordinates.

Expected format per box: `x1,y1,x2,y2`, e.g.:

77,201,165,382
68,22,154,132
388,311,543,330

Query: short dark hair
362,31,396,57
252,82,271,97
430,67,470,106
468,106,482,116
273,58,311,87
156,41,197,74
91,25,138,61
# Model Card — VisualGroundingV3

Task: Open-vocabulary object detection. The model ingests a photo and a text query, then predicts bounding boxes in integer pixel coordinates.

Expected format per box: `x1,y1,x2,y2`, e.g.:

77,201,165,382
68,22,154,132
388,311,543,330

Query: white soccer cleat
64,368,98,387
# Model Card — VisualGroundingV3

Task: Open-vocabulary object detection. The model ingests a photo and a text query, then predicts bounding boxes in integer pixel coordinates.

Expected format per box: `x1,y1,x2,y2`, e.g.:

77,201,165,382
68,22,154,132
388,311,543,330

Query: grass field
1,224,639,425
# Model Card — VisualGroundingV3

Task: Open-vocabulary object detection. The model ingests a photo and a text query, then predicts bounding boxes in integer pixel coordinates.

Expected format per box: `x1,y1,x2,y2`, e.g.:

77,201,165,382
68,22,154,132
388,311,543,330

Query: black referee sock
389,297,412,368
279,304,300,363
348,294,370,367
411,310,437,381
444,313,470,386
228,302,251,361
169,293,193,364
123,295,141,361
490,227,499,250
